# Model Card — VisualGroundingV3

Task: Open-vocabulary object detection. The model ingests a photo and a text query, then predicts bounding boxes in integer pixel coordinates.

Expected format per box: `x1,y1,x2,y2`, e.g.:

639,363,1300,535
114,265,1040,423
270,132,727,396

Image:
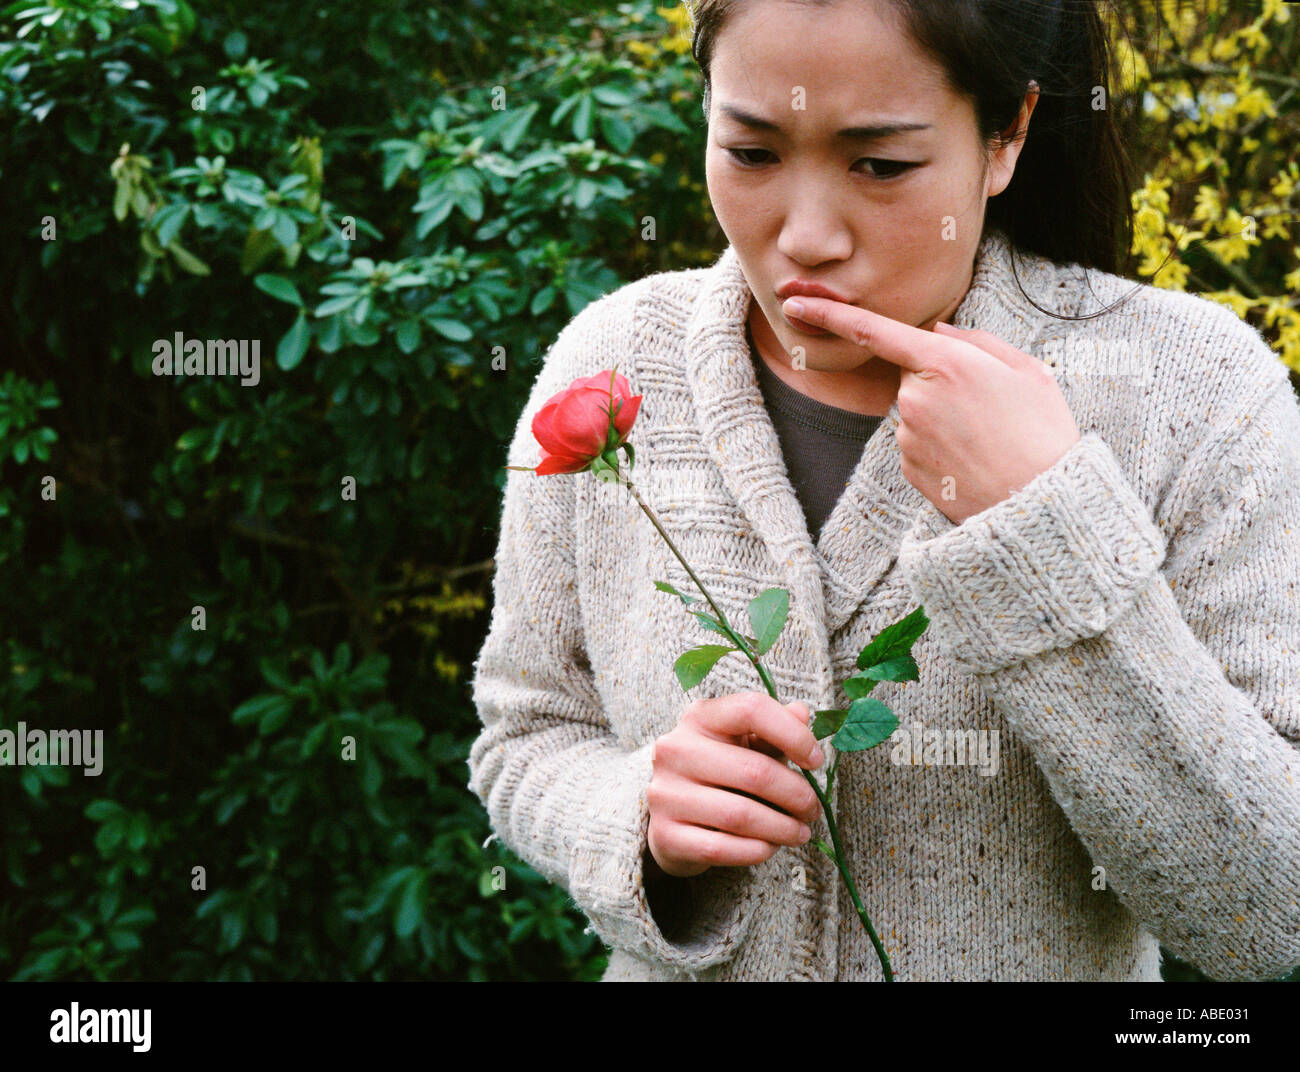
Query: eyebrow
717,103,931,140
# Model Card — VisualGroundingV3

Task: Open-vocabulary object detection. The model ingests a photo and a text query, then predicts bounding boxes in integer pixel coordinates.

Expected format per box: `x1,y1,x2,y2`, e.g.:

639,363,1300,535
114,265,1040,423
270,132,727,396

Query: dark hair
689,0,1157,320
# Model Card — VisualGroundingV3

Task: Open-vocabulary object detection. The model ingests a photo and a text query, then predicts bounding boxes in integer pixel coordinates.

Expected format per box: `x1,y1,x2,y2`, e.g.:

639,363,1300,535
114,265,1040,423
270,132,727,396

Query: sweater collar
682,227,1050,643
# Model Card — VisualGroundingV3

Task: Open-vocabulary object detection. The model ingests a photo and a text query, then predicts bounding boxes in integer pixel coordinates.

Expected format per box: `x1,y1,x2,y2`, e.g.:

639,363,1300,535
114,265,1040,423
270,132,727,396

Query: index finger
694,692,823,769
781,296,938,373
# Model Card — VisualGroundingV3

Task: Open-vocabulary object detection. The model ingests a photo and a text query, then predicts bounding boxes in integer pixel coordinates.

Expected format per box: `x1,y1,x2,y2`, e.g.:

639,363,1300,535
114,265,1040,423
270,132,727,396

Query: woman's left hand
782,296,1082,525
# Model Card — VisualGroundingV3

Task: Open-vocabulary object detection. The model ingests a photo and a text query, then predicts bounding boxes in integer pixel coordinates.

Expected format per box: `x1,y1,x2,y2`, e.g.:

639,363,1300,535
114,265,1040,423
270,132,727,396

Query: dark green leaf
258,697,292,735
232,694,284,725
167,242,210,276
220,912,245,952
747,587,788,656
862,654,919,683
591,85,634,107
393,874,423,939
85,800,122,822
811,708,848,740
831,698,899,753
856,605,929,670
395,319,421,354
270,209,297,248
314,295,358,317
115,907,157,928
673,644,735,692
529,286,556,316
254,273,302,305
571,94,594,140
300,720,328,759
653,580,697,606
107,928,141,952
152,203,190,247
94,817,126,854
427,318,472,342
691,610,729,637
276,312,310,370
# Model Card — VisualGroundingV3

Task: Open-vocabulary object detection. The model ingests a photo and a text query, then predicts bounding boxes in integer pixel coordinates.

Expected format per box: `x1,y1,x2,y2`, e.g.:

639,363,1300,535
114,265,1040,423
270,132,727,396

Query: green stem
624,475,894,982
753,661,893,982
625,479,751,653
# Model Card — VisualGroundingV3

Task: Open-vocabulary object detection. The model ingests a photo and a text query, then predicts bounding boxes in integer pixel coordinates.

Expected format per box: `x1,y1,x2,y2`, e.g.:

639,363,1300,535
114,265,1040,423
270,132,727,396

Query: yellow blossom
1112,38,1149,96
1153,258,1190,291
1263,0,1289,24
1262,215,1290,241
655,4,693,54
1210,35,1240,62
1191,186,1221,224
1205,291,1254,318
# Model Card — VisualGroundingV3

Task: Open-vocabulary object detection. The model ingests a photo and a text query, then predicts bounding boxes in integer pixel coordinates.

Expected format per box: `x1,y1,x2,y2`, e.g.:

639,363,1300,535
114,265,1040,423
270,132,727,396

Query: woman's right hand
646,691,825,879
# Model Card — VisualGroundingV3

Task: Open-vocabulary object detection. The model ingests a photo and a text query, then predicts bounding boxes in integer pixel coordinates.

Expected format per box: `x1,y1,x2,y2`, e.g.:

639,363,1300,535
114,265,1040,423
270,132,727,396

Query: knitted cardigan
467,228,1300,981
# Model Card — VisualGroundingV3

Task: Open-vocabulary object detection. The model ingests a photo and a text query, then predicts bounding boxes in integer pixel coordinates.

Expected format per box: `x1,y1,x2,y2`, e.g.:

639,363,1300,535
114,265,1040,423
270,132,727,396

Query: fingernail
809,744,824,767
784,298,806,318
799,824,812,842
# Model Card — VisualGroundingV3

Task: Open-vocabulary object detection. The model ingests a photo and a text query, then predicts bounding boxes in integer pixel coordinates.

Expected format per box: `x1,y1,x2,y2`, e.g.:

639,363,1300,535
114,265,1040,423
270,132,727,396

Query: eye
856,158,915,179
724,148,918,179
725,148,776,167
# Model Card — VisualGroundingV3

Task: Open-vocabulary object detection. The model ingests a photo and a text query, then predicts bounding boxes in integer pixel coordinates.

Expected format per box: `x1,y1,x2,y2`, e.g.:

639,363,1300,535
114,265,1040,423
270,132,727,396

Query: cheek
895,163,981,227
860,245,964,325
704,150,742,215
934,162,988,221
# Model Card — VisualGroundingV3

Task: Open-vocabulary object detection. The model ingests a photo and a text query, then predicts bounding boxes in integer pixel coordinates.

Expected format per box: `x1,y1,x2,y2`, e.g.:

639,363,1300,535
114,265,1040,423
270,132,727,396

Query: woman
468,0,1300,981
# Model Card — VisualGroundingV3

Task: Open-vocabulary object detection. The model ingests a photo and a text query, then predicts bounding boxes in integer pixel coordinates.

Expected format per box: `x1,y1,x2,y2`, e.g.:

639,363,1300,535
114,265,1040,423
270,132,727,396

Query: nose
776,189,853,268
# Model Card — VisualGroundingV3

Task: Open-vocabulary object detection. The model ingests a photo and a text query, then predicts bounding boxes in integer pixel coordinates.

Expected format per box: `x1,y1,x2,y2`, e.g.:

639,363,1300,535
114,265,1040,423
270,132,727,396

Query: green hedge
0,0,713,981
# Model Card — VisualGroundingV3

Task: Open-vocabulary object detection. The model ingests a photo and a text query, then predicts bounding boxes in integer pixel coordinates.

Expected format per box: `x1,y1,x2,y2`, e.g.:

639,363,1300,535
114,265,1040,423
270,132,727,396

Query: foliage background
0,0,1296,982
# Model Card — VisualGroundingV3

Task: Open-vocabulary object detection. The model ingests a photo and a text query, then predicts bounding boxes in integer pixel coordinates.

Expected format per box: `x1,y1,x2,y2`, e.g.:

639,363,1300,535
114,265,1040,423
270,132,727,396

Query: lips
775,280,853,336
776,280,855,304
784,311,830,336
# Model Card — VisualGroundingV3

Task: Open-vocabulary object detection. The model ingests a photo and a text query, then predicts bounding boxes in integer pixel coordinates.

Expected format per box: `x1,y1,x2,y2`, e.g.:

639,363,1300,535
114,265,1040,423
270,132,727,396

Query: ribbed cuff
568,740,760,972
896,432,1168,675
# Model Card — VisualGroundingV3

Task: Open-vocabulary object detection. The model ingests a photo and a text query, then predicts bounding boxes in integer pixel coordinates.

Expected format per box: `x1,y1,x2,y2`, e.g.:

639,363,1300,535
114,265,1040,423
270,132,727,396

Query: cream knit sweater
468,228,1300,981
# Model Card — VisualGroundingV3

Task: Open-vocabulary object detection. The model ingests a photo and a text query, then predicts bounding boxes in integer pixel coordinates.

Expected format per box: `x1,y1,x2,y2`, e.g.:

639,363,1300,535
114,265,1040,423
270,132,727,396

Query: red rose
530,369,642,475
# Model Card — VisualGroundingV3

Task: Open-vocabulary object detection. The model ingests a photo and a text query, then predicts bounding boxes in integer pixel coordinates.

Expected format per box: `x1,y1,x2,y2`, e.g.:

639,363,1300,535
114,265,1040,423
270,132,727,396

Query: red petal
531,370,638,464
571,382,638,428
571,370,630,397
612,393,642,438
548,389,610,459
535,449,589,475
531,398,563,451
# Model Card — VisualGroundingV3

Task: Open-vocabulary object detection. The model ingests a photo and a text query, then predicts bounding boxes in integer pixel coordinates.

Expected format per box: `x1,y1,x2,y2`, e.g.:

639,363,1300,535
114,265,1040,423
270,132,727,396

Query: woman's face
704,0,1036,375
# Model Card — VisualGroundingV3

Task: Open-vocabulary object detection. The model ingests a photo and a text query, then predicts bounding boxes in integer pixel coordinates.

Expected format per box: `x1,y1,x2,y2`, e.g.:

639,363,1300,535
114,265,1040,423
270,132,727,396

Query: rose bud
517,368,642,476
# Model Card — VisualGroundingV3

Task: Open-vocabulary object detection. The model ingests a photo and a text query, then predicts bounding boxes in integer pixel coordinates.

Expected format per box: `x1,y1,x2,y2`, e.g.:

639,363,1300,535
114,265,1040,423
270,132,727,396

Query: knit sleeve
467,298,759,975
896,362,1300,982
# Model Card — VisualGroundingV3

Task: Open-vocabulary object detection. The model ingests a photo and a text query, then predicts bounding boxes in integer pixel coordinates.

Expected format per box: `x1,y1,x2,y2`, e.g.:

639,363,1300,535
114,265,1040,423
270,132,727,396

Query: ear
986,80,1040,198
